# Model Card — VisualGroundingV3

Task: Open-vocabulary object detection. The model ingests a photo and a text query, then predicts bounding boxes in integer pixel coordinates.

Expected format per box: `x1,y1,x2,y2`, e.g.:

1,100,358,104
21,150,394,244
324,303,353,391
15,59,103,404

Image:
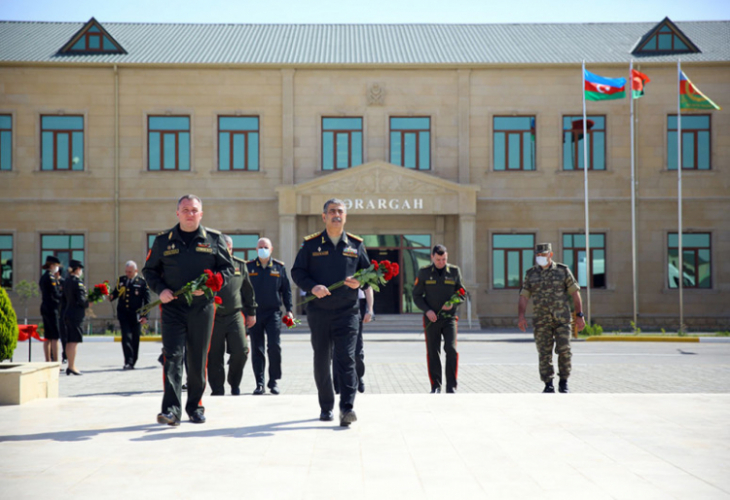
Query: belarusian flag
680,72,721,110
584,70,626,101
631,69,650,99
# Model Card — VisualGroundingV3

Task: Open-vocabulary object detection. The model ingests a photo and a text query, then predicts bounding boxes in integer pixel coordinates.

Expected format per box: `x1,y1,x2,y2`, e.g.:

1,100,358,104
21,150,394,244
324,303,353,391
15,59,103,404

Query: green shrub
0,286,19,361
715,331,730,337
581,323,603,336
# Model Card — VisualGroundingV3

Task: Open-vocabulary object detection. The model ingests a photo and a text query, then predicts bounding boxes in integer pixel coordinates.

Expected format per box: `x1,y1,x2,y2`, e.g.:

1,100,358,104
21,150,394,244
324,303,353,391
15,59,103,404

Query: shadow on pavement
70,390,164,398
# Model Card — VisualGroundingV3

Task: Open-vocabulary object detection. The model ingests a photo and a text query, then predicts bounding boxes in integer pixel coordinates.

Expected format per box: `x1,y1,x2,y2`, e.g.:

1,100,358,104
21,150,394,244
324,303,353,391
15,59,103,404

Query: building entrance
361,234,431,314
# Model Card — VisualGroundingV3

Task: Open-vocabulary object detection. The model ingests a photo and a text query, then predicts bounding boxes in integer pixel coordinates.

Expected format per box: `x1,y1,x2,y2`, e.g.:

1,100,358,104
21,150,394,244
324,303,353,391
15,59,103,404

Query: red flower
371,259,378,267
282,316,293,327
204,269,224,292
391,263,400,277
458,287,466,297
214,296,222,305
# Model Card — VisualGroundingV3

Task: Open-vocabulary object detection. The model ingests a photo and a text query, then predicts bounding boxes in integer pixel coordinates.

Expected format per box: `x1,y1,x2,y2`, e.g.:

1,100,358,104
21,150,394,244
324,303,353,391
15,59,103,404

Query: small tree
15,280,39,324
0,286,18,361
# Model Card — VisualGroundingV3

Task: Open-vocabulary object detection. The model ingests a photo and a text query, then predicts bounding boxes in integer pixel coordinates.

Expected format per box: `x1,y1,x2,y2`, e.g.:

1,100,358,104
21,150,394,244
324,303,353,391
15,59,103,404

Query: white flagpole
582,60,592,326
677,59,684,332
630,60,638,329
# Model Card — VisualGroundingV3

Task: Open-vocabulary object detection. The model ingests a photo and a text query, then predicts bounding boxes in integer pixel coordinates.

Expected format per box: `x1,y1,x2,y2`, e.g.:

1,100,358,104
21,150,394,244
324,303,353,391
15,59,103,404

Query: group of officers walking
42,192,585,428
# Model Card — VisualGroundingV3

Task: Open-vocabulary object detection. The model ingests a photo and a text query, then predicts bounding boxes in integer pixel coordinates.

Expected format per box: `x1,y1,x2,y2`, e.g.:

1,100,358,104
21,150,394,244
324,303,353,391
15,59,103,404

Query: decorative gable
632,17,700,56
57,17,126,55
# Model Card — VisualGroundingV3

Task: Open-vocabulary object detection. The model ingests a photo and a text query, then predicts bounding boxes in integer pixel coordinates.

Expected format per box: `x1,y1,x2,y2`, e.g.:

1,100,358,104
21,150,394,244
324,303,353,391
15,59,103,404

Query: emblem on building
367,83,385,106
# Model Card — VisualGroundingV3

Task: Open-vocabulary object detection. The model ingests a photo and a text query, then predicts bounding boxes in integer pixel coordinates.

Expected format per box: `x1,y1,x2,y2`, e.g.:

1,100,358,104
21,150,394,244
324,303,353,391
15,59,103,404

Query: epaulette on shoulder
304,232,320,242
346,232,363,242
206,227,222,235
232,256,246,264
156,230,167,236
273,258,285,266
556,263,568,269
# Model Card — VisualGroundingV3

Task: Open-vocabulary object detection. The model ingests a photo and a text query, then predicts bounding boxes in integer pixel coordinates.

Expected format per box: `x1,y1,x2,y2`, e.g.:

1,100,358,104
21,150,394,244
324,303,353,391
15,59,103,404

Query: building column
279,214,297,280
459,214,478,328
457,69,471,184
281,69,295,185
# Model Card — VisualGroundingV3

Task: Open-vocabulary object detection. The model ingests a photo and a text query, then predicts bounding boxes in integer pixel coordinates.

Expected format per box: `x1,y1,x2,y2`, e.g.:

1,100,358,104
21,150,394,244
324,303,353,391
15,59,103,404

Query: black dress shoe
319,410,334,421
558,379,569,393
446,387,457,394
211,388,224,396
66,368,82,376
231,386,241,396
358,378,365,393
543,381,555,393
339,409,357,427
123,363,133,370
253,385,265,395
189,412,206,424
430,387,441,394
182,383,188,391
268,382,280,395
157,412,180,426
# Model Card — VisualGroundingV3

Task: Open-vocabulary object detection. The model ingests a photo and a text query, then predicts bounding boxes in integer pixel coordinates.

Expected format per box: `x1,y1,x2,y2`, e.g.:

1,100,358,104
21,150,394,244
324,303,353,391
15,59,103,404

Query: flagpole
582,60,592,326
677,59,684,332
630,60,638,329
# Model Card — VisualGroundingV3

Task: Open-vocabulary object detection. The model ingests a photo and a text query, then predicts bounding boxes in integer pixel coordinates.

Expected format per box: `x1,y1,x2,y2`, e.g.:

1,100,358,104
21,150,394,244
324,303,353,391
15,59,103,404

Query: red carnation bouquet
87,281,110,303
282,315,302,329
137,269,224,316
426,287,467,328
300,259,400,307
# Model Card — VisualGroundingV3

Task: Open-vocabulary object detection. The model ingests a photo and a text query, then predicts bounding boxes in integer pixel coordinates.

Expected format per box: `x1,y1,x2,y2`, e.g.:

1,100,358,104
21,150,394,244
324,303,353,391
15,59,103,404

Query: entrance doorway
361,234,432,314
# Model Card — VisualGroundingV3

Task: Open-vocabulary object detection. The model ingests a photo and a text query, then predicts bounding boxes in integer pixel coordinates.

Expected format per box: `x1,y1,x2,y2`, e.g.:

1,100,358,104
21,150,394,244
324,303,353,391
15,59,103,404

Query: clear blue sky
1,0,728,24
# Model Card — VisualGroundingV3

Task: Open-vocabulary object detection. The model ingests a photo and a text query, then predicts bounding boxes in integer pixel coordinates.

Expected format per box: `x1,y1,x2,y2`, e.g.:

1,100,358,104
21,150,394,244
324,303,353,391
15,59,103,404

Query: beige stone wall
1,62,727,329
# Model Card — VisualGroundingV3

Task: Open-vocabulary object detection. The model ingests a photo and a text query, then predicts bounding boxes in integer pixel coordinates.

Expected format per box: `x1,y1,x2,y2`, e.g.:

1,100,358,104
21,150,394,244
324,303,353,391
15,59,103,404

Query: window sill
662,287,718,294
210,169,265,175
33,169,88,174
661,169,714,174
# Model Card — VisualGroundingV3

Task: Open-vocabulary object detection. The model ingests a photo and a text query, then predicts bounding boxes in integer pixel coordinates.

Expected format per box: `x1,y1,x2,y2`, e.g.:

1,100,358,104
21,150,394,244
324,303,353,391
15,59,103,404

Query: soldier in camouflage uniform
517,243,585,393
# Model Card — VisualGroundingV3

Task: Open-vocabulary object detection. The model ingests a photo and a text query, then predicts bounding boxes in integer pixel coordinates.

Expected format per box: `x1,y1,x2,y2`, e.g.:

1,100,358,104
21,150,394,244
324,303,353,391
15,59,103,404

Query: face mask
536,256,549,267
257,248,271,260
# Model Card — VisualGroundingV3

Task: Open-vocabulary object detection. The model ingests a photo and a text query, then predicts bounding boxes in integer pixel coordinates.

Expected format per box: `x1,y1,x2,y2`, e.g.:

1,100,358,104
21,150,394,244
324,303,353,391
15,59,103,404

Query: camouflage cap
535,243,552,254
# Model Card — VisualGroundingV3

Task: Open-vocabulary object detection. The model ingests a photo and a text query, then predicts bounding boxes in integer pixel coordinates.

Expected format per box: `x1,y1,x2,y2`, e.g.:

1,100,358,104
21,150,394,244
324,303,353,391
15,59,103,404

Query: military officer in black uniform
412,244,464,394
208,234,258,396
143,194,234,426
108,260,151,370
39,255,62,362
247,237,293,395
291,198,370,427
63,260,88,375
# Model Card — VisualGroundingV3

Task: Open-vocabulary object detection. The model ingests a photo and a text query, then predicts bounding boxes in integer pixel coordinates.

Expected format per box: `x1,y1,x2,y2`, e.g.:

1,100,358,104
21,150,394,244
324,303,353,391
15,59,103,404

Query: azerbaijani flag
584,69,626,101
680,71,721,110
631,69,650,99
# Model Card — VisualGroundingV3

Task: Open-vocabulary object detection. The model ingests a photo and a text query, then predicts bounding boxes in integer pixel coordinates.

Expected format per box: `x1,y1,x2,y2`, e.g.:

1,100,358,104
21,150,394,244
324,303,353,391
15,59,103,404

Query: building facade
0,18,728,329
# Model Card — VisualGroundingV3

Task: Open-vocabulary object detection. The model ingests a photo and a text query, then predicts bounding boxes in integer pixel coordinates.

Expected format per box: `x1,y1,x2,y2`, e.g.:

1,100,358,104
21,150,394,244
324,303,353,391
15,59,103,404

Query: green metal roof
0,20,728,66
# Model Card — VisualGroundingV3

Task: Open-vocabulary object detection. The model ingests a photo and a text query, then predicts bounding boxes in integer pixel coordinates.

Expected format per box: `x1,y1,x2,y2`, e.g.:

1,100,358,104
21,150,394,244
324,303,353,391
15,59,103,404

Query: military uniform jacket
63,275,89,322
412,263,464,315
291,230,370,311
217,256,257,317
246,257,293,313
39,270,62,311
109,275,152,318
143,224,234,303
519,261,580,323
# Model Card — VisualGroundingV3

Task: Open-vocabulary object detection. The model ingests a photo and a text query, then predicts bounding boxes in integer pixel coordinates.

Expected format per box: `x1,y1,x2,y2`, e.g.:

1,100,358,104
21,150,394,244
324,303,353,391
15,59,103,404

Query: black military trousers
118,311,142,367
160,298,215,419
208,312,248,393
424,315,459,391
333,299,366,391
307,305,359,412
249,309,282,387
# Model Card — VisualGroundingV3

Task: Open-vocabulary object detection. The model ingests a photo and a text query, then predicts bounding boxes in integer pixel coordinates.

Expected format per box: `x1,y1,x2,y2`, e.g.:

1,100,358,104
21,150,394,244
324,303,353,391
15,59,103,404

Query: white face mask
536,256,549,267
257,248,271,260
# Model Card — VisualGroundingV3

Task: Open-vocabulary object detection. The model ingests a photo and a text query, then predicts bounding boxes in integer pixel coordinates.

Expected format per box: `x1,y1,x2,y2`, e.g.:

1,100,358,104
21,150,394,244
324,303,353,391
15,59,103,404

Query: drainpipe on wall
114,64,120,273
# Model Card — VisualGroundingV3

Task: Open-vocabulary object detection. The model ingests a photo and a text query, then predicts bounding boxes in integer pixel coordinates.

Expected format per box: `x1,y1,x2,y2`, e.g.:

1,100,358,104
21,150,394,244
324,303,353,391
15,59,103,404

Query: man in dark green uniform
108,260,151,370
518,242,585,394
143,194,234,426
208,234,257,396
413,244,464,394
39,255,62,362
291,198,370,427
246,237,293,396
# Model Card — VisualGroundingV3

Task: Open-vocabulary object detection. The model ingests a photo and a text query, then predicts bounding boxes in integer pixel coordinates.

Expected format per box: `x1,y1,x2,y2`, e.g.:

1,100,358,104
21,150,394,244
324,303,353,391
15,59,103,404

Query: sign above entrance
276,160,479,216
343,198,423,211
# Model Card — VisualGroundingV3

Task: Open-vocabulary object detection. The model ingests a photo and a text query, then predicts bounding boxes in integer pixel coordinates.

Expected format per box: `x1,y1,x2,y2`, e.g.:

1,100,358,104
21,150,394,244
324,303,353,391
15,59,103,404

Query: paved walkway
2,335,730,499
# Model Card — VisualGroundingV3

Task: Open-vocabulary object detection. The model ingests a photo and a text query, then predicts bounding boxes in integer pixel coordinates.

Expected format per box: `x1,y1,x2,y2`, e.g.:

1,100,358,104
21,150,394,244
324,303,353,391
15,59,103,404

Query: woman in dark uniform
39,255,63,362
63,260,88,375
